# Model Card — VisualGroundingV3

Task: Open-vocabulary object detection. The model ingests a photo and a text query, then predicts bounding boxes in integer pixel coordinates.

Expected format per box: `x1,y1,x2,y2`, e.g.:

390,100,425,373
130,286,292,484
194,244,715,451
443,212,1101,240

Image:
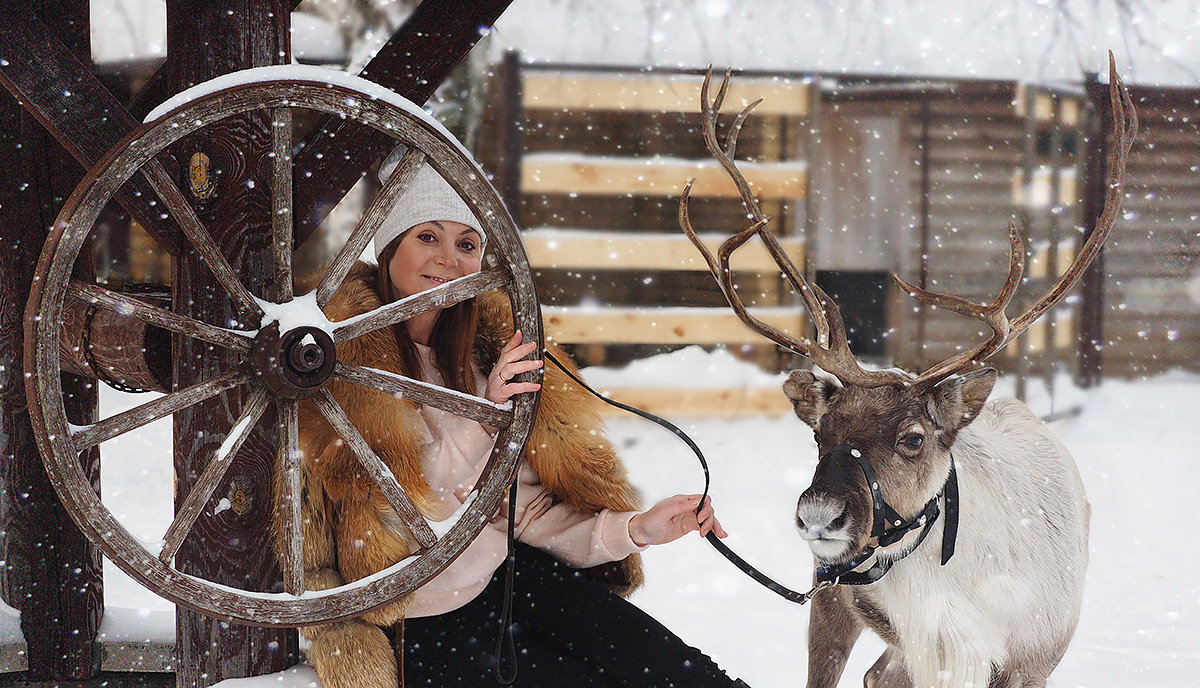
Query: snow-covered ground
5,347,1188,687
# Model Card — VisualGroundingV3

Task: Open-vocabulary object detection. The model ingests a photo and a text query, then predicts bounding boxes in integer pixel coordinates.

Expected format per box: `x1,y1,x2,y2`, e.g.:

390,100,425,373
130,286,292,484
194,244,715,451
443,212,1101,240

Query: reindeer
679,56,1136,688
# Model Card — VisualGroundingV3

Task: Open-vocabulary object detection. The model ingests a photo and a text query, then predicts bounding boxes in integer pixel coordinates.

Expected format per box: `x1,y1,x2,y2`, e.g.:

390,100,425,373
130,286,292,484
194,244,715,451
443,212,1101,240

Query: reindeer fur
789,371,1090,688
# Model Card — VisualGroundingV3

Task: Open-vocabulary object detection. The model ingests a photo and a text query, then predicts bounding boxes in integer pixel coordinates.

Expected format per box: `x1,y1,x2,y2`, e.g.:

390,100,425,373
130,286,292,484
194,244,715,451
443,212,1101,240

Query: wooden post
914,97,932,371
1078,73,1109,387
494,50,524,226
164,2,297,687
1015,84,1038,402
0,0,102,682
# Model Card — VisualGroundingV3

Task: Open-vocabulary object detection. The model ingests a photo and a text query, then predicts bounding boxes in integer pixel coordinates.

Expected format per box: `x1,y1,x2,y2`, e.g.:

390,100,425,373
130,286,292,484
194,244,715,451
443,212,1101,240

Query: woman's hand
484,331,543,406
628,495,727,547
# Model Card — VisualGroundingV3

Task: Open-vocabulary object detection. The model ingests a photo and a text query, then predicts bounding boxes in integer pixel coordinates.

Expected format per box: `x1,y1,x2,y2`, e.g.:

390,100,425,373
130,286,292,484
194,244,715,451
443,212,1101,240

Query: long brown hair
376,234,479,395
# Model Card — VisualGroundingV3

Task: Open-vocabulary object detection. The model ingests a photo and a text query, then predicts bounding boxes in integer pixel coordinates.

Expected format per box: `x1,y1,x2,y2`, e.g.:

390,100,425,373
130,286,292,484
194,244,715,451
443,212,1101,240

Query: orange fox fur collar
295,262,644,629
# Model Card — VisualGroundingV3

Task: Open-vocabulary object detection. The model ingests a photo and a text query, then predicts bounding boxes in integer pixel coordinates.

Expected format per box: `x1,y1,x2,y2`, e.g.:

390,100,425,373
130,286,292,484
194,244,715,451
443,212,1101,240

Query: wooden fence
489,61,817,415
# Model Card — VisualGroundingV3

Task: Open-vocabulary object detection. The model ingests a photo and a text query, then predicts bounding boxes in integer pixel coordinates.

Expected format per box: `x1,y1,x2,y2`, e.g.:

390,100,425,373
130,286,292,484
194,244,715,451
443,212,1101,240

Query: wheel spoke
269,107,294,305
315,147,427,309
158,388,270,566
310,388,438,549
140,160,266,322
276,397,304,595
70,368,251,452
334,362,512,429
69,280,252,353
333,267,509,343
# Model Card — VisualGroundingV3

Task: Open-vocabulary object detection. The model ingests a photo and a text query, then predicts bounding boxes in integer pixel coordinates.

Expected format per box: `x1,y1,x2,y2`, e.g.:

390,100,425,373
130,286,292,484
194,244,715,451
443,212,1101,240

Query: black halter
813,444,959,586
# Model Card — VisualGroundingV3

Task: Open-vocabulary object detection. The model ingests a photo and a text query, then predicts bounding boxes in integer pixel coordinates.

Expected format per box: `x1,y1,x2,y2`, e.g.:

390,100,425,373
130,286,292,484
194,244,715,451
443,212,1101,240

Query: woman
294,161,749,687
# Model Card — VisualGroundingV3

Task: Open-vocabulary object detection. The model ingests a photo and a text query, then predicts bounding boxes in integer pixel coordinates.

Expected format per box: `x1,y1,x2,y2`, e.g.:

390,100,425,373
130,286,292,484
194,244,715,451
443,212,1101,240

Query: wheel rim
25,72,541,626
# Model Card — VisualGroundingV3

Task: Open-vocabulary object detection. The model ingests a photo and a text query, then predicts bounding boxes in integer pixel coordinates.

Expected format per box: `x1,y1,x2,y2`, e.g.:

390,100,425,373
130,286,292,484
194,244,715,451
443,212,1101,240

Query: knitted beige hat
373,151,484,261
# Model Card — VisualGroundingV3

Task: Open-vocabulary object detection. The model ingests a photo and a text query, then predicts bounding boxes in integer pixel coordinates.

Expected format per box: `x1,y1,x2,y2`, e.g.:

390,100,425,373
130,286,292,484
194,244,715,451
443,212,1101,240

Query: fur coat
288,262,643,688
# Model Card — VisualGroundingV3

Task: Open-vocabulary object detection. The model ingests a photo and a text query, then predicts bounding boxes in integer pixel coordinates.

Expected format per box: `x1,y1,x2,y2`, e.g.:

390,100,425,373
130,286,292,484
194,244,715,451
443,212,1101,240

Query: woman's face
387,220,483,300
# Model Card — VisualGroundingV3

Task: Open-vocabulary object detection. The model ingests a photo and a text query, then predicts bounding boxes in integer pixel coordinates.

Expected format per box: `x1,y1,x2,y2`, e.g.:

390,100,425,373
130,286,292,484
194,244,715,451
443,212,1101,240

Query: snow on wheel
24,66,541,627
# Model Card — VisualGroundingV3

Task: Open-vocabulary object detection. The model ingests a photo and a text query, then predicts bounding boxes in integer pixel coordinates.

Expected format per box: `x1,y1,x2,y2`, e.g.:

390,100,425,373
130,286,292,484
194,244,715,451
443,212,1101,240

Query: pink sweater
400,344,646,618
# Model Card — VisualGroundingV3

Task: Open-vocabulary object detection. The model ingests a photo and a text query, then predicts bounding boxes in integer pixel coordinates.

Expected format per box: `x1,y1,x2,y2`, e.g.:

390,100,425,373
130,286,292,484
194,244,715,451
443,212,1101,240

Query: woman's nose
434,244,455,264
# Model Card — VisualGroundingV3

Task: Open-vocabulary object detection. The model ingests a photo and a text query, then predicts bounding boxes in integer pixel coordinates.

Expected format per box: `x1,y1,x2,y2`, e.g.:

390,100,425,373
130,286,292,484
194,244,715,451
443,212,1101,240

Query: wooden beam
523,71,811,116
0,8,180,254
592,386,791,417
522,156,808,198
291,0,514,247
164,2,296,686
0,1,102,681
543,306,805,345
522,229,804,272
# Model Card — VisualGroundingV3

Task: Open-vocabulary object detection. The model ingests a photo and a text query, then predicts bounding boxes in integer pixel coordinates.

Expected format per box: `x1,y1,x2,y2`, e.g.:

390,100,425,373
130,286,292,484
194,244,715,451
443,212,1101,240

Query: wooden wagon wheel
24,67,542,627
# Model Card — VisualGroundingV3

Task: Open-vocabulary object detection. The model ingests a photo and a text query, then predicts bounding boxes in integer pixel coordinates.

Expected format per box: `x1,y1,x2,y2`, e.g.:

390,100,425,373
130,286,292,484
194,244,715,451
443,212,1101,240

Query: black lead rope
542,352,959,603
493,477,519,685
543,352,827,605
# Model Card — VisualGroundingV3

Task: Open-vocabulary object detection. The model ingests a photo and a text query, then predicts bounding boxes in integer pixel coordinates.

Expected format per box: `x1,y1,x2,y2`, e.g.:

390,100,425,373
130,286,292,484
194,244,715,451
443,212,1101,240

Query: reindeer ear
783,370,838,428
929,368,997,431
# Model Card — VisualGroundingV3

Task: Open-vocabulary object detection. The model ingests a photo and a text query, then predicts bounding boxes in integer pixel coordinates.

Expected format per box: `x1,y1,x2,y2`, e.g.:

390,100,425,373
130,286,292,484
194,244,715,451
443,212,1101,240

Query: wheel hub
251,322,336,397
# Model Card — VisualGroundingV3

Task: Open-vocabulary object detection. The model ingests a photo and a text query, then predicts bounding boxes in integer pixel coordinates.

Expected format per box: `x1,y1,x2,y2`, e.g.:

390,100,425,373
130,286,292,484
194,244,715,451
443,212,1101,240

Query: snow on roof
89,1,1200,87
490,0,1200,88
90,0,346,65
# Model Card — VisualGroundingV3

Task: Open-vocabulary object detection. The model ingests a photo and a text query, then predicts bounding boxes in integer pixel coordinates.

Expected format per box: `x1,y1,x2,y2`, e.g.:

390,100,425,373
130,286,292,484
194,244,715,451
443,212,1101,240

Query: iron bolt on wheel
24,66,542,627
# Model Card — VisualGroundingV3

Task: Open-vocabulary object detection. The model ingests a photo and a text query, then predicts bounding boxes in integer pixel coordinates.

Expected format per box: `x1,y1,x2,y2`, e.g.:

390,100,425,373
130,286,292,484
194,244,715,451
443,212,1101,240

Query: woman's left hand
629,494,727,547
484,331,543,405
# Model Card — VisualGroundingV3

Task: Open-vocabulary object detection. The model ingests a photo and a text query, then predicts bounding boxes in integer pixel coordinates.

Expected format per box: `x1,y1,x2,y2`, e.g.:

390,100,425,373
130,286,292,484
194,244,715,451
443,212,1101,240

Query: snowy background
6,1,1194,686
5,351,1189,688
91,0,1200,87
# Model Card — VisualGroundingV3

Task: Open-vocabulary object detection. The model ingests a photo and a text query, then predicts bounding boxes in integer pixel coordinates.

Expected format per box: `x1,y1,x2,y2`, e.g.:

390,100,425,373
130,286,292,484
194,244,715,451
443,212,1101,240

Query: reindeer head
785,368,994,563
679,58,1135,566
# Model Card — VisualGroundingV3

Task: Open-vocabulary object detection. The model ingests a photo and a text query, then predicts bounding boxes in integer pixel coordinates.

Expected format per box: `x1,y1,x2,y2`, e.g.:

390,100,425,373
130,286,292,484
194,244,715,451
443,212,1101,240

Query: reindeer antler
680,54,1137,392
901,51,1137,391
679,67,909,388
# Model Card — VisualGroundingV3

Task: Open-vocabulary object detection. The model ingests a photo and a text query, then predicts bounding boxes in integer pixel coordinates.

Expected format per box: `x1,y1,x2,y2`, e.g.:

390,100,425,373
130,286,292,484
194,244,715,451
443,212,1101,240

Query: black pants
401,542,743,687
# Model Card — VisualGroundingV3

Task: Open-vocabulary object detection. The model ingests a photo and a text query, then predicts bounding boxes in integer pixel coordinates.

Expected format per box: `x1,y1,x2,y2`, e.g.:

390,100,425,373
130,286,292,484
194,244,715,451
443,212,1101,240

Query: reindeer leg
807,585,863,688
864,646,911,688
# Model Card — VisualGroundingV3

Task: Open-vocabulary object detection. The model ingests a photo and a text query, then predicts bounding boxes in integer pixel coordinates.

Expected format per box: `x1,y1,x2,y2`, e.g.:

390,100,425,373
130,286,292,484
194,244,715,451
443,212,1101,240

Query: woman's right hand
484,331,543,406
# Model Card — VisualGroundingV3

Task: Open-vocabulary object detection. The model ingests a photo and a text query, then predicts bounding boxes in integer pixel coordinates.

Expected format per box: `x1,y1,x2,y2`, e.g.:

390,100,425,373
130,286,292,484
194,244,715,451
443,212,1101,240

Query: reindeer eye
898,434,924,450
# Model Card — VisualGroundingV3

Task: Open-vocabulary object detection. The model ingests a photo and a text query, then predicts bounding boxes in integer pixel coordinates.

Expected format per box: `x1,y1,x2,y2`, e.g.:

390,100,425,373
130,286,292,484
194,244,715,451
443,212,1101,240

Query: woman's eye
458,240,477,252
416,232,436,243
899,434,923,450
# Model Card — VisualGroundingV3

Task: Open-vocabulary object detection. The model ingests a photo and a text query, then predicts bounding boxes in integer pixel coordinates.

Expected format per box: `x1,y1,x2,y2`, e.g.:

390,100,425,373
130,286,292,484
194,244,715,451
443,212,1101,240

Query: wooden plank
269,106,294,305
1005,310,1075,355
276,398,304,596
522,229,805,272
333,267,510,343
593,386,792,418
522,156,808,198
315,147,426,308
159,389,270,567
334,362,513,429
311,389,439,549
1027,240,1076,279
523,72,810,116
543,306,805,345
72,368,251,452
69,280,253,354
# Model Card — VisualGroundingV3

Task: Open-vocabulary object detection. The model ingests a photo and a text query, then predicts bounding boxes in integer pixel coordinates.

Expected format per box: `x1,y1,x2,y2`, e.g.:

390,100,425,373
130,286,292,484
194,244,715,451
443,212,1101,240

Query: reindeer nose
796,503,849,537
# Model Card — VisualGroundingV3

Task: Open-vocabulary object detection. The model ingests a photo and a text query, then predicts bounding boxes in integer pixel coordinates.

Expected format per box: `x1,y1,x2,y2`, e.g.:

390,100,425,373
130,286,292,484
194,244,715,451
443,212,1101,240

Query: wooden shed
479,57,1142,413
